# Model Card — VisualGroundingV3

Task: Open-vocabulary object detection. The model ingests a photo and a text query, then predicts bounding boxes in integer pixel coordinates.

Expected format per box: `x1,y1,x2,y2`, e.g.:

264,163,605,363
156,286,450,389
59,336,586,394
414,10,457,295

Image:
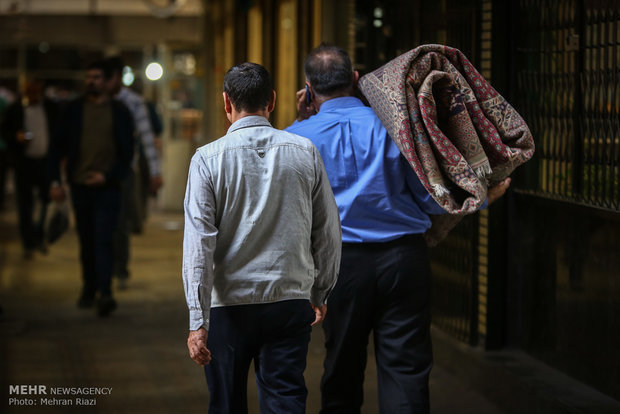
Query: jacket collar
227,115,272,134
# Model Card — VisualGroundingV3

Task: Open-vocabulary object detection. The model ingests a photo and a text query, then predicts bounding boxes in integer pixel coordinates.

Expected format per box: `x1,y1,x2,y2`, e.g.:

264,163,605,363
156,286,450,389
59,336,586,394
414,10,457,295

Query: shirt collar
227,115,272,134
319,96,365,112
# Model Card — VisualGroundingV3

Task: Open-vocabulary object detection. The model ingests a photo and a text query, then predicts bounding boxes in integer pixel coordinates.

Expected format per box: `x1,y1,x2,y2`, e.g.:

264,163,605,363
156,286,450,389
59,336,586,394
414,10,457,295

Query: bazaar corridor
0,202,510,414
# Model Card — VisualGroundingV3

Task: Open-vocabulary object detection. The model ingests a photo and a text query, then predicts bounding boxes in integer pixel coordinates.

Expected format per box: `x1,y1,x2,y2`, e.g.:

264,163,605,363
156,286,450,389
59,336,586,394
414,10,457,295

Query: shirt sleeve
401,156,449,215
132,97,161,177
182,152,218,331
309,147,342,307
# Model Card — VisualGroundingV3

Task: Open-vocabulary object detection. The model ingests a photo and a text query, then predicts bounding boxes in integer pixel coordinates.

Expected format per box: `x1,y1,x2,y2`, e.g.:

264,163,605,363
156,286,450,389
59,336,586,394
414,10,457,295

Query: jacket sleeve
1,102,23,156
105,101,135,185
182,151,218,331
309,146,341,307
48,101,74,183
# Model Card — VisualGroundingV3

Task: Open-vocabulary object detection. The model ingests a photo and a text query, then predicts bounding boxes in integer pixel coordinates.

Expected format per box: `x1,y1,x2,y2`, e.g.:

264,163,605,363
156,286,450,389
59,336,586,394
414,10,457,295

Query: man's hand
150,175,163,195
310,303,328,327
85,171,106,187
295,88,316,122
49,184,66,203
16,130,28,144
187,327,212,366
154,137,163,152
488,177,511,205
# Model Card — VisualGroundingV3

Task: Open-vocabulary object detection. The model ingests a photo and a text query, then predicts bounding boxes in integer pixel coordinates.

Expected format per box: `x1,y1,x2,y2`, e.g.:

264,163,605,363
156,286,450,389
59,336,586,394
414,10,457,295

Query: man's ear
267,90,276,113
223,92,233,114
305,81,315,102
353,70,360,86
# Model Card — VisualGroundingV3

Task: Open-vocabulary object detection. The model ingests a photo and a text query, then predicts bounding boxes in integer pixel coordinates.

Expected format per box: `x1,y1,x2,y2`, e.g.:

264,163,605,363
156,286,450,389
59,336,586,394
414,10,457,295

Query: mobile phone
305,84,312,105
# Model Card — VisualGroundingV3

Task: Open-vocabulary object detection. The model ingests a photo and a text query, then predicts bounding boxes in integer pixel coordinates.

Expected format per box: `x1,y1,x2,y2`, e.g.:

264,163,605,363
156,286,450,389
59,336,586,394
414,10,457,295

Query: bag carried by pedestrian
46,200,70,244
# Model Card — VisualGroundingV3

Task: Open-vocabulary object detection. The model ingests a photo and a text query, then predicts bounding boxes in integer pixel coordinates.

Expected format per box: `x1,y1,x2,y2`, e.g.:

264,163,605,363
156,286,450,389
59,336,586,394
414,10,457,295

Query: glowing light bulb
145,62,164,81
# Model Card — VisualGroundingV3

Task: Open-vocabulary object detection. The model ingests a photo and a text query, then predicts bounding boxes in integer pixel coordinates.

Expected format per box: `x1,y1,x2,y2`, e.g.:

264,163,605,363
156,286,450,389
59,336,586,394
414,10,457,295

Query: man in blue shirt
287,44,510,414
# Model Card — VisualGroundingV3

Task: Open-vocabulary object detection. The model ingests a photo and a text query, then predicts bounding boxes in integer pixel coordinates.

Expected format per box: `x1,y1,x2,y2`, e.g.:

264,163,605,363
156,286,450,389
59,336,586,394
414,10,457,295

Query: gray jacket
182,115,341,330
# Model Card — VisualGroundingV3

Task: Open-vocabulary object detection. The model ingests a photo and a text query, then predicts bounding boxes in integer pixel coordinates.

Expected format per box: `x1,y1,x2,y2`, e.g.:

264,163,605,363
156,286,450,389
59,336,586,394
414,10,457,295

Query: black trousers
204,299,315,414
70,185,121,298
113,169,135,279
14,157,50,250
320,234,433,414
0,149,8,208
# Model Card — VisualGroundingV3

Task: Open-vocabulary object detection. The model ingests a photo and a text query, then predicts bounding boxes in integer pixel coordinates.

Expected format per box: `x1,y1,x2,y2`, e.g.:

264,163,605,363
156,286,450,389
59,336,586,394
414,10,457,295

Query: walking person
0,85,16,211
104,56,163,287
49,60,134,317
183,62,341,413
1,80,58,259
287,44,511,414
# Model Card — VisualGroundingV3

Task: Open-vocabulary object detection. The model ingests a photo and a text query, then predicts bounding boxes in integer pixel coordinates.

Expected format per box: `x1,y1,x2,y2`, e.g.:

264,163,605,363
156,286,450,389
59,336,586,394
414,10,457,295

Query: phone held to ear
305,84,312,105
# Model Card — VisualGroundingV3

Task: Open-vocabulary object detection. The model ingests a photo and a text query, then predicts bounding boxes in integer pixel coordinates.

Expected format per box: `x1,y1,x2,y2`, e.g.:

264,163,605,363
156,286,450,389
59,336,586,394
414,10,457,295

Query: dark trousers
0,149,8,209
320,234,433,414
14,157,50,250
113,169,135,279
204,299,315,414
70,185,121,298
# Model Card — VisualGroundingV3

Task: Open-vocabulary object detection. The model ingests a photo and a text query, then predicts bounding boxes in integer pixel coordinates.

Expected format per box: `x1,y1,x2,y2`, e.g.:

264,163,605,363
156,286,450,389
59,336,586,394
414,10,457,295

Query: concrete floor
0,205,508,414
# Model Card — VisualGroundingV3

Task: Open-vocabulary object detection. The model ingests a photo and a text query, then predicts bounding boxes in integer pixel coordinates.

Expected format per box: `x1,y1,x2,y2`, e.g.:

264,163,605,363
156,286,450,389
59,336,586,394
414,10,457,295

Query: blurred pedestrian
0,86,16,211
1,80,58,258
105,56,163,287
137,99,163,226
49,60,134,317
183,62,341,413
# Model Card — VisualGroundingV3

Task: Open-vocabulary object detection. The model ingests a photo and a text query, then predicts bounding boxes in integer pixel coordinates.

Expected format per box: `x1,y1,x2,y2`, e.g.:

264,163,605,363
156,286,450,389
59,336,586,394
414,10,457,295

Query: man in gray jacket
182,62,341,413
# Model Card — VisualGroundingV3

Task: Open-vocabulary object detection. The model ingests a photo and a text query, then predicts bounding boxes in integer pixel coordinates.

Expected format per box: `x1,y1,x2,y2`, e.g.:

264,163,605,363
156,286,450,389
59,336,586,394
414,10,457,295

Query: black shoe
97,296,117,317
117,278,128,290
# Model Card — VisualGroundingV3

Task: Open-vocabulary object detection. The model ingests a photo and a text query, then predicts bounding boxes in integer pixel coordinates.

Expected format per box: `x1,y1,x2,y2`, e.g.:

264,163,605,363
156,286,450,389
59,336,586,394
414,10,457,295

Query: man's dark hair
304,43,353,97
86,60,113,79
105,56,125,77
223,62,273,113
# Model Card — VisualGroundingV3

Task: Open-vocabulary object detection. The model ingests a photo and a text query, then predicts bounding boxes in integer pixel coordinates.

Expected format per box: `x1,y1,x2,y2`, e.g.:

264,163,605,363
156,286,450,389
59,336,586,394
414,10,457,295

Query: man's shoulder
272,127,315,148
67,97,85,109
194,133,242,160
288,105,384,138
111,99,133,119
293,104,380,126
197,127,316,159
119,87,142,103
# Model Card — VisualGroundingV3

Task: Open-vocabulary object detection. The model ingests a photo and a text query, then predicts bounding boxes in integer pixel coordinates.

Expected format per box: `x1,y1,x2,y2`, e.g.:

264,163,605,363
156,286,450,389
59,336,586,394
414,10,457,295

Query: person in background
287,43,511,414
0,86,16,211
1,80,58,259
104,56,163,287
136,98,163,229
49,60,134,317
183,62,341,413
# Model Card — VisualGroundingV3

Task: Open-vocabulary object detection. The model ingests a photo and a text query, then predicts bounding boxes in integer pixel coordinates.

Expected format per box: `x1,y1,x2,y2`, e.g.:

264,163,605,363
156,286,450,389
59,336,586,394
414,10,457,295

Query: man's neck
314,91,354,111
229,110,269,124
86,94,108,105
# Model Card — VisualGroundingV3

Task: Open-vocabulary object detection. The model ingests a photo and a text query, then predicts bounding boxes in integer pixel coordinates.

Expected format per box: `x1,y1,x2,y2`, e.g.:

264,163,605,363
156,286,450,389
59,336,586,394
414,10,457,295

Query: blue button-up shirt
183,115,341,330
287,96,446,243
